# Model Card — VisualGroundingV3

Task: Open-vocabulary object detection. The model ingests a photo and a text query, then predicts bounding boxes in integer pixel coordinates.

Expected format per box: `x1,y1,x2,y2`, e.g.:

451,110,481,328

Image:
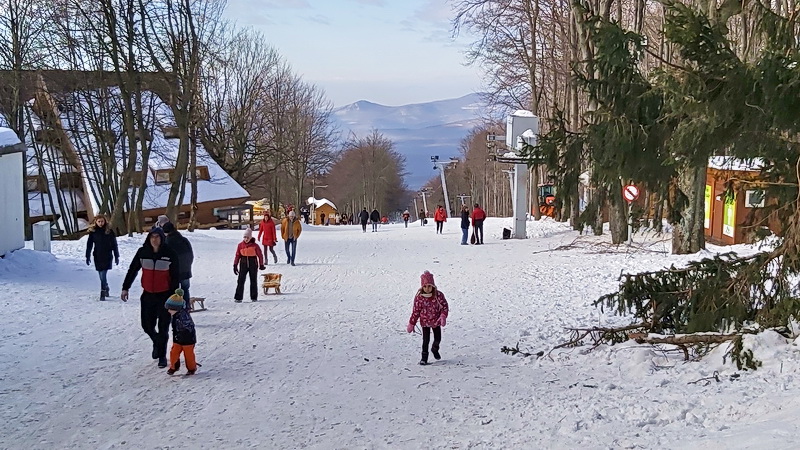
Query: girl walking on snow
257,212,279,264
406,270,449,365
85,214,119,301
233,227,265,302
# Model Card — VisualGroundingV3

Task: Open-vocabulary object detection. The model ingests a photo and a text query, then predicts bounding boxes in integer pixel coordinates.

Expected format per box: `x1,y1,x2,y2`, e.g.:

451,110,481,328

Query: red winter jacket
234,238,264,267
122,243,180,294
471,207,487,226
434,207,447,222
258,217,277,246
408,290,449,328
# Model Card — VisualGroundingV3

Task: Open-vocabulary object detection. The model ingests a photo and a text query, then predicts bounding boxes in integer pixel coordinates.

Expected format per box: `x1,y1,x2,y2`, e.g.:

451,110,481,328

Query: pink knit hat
420,270,435,287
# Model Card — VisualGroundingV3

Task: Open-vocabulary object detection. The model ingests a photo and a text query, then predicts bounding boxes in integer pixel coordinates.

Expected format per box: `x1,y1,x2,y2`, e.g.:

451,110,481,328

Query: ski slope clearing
2,218,799,449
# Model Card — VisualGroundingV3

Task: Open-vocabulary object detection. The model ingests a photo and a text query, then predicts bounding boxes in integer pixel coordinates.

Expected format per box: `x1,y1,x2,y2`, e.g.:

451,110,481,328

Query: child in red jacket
233,227,264,302
406,270,449,365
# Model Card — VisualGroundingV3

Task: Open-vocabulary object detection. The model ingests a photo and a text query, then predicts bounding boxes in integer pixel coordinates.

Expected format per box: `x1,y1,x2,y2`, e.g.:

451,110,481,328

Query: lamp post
431,156,457,216
419,188,431,216
456,194,470,206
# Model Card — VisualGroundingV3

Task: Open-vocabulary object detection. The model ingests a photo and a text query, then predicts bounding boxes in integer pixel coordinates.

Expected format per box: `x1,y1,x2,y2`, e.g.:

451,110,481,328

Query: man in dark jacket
162,222,194,312
358,208,369,233
121,228,180,368
370,208,380,232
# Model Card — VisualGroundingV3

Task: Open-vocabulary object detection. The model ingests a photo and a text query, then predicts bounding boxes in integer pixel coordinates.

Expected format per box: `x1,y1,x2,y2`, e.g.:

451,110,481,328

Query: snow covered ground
2,218,799,449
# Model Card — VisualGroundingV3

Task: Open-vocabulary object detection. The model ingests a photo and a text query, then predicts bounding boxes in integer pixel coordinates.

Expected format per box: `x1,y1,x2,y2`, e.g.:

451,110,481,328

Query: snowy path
2,219,800,449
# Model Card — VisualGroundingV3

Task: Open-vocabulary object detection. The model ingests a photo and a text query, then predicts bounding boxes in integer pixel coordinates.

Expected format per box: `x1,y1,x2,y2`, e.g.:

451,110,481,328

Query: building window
26,175,45,192
58,171,83,189
154,169,172,185
189,166,210,181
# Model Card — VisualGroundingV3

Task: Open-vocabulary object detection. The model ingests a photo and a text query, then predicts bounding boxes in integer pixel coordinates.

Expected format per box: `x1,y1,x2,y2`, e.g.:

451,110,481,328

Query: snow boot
186,369,196,375
419,360,429,366
432,349,441,360
100,290,106,301
158,357,168,368
167,361,180,375
234,299,242,303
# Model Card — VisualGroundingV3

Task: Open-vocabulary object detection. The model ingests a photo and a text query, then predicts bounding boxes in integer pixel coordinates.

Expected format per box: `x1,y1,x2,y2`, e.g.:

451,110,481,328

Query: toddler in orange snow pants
164,289,198,375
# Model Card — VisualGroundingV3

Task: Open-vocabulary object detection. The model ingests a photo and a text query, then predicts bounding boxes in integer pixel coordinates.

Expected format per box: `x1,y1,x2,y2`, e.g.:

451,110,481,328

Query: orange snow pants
169,343,197,371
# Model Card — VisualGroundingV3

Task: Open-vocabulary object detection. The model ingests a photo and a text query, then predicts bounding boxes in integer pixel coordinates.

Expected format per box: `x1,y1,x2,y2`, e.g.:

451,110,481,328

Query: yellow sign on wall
704,185,711,229
723,193,736,237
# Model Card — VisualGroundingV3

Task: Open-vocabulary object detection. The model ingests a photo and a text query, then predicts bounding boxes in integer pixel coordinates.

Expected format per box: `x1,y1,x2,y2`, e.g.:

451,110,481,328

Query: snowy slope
1,219,799,449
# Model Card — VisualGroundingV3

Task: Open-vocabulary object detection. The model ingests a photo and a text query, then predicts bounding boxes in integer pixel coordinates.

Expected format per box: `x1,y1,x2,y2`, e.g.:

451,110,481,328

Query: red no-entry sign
623,184,639,203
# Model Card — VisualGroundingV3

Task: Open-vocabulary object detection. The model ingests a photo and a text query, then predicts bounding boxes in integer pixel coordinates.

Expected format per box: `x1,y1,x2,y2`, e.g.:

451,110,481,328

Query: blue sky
223,0,483,107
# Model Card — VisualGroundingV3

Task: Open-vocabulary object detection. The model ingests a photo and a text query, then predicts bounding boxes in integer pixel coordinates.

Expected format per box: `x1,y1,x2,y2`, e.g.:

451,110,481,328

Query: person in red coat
433,205,447,234
257,212,278,264
471,203,487,244
406,270,449,365
233,228,264,302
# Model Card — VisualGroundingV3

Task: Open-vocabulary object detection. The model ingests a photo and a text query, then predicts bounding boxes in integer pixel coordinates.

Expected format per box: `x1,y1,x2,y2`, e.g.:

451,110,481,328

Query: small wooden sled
190,297,207,311
262,273,282,295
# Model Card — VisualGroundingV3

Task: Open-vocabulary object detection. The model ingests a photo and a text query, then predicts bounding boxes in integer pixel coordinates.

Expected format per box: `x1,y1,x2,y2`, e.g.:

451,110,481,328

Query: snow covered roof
307,197,337,210
708,156,763,172
20,89,249,217
0,127,21,147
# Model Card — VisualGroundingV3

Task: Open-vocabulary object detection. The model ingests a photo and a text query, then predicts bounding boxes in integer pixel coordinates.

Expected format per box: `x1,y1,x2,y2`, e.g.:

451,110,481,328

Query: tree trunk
672,163,707,254
608,179,628,244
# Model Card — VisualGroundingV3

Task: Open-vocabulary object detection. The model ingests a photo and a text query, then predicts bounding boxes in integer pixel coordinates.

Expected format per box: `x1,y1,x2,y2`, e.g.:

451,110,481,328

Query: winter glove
406,323,414,333
439,317,446,327
233,265,239,275
259,265,266,271
86,258,90,266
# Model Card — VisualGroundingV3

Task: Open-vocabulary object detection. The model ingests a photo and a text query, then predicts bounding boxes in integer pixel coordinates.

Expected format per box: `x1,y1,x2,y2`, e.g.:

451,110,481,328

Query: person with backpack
162,222,194,312
402,210,410,228
370,208,380,232
359,208,369,232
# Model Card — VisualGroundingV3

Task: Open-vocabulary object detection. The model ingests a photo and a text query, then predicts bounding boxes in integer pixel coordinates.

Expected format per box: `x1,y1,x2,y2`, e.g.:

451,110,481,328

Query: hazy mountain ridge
332,94,488,189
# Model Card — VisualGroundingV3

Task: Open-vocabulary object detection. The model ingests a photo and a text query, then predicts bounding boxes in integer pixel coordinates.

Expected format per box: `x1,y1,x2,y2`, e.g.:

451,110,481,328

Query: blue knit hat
165,288,185,310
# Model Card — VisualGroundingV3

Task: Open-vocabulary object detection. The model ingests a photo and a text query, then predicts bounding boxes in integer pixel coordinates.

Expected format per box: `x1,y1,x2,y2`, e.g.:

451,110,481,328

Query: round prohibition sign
623,184,639,203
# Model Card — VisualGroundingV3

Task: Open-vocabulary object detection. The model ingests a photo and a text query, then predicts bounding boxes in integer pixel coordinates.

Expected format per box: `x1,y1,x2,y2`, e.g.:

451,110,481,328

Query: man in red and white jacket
471,203,487,245
122,228,180,368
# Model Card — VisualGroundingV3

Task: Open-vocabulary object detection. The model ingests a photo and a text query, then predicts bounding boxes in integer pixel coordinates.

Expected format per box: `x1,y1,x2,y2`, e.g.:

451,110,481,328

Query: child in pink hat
406,270,449,365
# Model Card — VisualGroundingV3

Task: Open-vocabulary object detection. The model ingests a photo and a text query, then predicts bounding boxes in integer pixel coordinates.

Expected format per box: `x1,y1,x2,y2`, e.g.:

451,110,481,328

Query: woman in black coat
86,214,120,301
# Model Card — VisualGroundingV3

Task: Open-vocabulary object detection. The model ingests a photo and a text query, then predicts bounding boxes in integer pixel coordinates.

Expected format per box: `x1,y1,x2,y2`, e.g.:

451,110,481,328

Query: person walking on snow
471,203,487,245
434,205,447,234
257,211,279,264
85,214,119,301
164,288,198,375
402,210,410,228
370,208,380,232
359,208,369,232
459,205,470,245
161,222,194,312
121,228,180,368
419,209,426,226
234,227,265,302
406,270,449,365
281,210,302,265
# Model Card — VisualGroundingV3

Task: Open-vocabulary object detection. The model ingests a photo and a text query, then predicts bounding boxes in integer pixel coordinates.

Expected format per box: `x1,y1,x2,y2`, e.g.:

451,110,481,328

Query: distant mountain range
331,93,488,189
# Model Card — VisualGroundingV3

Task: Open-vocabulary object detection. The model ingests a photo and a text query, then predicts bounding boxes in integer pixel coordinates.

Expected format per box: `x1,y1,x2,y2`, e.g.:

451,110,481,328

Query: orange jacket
281,217,302,240
434,207,447,222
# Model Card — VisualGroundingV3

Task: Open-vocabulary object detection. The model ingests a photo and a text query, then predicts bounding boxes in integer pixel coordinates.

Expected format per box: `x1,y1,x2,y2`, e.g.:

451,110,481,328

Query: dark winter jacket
122,232,180,294
460,210,470,229
86,226,119,271
165,230,193,280
170,308,197,345
370,209,380,223
359,209,369,224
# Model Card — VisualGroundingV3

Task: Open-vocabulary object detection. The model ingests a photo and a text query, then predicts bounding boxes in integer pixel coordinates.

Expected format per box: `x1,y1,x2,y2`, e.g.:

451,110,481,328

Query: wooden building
705,157,778,245
309,198,338,225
